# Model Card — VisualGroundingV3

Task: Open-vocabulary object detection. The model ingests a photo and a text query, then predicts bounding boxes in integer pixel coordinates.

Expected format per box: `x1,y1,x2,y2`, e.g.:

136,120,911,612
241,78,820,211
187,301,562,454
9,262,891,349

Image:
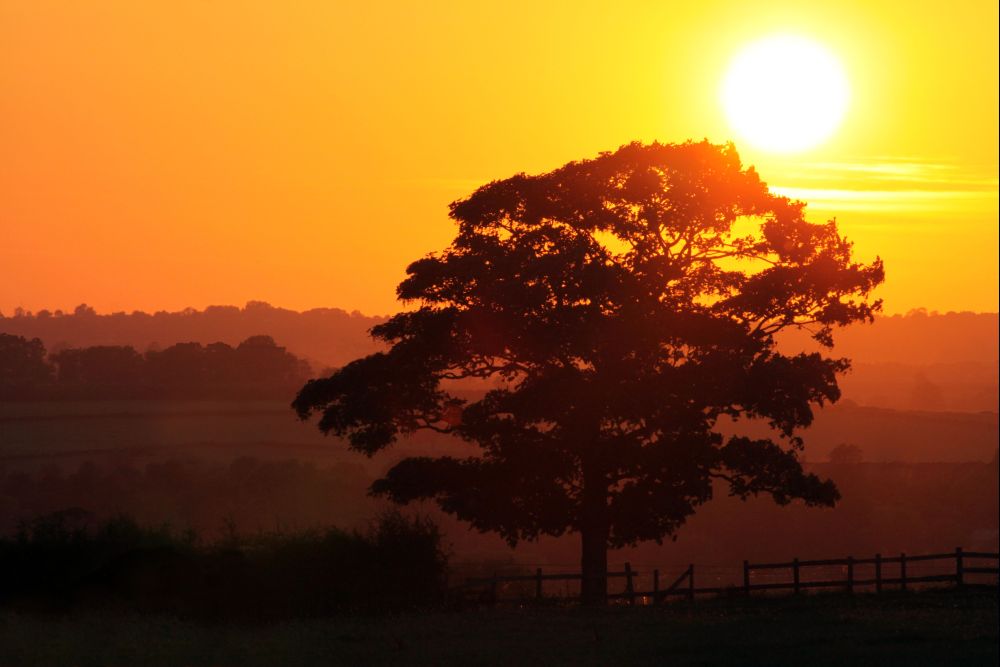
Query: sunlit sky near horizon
2,1,997,316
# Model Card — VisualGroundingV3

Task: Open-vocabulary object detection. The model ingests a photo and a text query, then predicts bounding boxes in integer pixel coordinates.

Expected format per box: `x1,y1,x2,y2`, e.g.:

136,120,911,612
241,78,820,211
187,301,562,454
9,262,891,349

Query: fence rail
454,547,999,605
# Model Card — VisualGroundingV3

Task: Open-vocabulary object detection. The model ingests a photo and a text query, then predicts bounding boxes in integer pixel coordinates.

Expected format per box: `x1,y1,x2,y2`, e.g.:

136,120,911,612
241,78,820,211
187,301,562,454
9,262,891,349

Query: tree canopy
294,141,884,602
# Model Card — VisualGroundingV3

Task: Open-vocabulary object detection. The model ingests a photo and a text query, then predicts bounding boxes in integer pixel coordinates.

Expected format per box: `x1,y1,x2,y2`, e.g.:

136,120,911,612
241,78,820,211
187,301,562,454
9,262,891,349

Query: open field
1,400,997,471
0,400,459,474
0,400,343,468
1,399,996,567
0,590,995,666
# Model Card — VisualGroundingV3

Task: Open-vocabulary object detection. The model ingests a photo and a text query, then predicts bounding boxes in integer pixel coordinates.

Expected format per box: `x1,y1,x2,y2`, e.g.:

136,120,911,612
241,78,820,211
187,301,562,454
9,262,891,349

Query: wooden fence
457,547,999,605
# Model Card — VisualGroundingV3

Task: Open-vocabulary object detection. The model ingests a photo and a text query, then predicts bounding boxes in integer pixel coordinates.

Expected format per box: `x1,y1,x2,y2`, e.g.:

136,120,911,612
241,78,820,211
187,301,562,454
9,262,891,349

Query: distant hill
836,361,997,413
778,309,998,365
724,403,999,463
778,310,998,412
2,304,997,412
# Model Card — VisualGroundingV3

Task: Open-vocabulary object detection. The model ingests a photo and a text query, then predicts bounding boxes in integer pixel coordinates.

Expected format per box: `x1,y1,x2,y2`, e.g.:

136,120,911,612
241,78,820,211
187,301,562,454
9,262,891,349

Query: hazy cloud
768,158,998,214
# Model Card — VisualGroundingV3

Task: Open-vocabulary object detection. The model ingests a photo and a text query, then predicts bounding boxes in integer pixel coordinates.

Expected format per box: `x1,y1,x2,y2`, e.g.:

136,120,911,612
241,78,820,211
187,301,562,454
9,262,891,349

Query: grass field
0,400,331,464
0,589,995,666
2,400,996,469
0,400,457,472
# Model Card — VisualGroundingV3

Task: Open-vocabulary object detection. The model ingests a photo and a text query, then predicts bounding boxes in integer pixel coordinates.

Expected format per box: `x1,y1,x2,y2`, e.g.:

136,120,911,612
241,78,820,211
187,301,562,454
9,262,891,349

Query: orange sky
2,1,997,316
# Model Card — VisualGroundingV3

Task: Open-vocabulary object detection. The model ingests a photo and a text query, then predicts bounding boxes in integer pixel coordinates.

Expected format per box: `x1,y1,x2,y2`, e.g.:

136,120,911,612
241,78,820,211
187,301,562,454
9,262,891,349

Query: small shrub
0,509,447,619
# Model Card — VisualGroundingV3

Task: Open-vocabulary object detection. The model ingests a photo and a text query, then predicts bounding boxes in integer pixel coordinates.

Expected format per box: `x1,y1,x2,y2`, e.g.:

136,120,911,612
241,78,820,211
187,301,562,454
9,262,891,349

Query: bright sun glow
721,35,850,154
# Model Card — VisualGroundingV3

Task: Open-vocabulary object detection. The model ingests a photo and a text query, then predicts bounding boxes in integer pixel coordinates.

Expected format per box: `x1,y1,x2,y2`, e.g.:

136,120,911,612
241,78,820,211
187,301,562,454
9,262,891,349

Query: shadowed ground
0,589,995,666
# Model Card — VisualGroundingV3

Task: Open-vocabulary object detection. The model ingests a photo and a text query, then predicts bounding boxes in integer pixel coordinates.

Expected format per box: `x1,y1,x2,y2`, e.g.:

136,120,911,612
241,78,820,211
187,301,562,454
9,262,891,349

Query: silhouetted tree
296,141,884,603
0,334,53,398
145,341,210,394
233,335,312,391
50,345,144,398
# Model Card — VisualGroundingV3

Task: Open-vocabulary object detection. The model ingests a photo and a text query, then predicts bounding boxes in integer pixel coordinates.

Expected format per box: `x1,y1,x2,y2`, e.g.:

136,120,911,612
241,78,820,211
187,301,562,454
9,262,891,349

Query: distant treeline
3,301,998,368
0,333,312,400
0,301,383,370
3,302,997,411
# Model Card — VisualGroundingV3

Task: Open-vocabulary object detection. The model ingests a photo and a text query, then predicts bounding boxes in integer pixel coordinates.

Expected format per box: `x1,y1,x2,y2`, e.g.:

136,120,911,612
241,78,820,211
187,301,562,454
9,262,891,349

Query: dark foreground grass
0,589,995,667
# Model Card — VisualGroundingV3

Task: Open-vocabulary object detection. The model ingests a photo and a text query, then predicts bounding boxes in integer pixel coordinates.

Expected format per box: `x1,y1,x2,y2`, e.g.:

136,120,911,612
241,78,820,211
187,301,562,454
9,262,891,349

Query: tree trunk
580,520,609,605
579,462,609,605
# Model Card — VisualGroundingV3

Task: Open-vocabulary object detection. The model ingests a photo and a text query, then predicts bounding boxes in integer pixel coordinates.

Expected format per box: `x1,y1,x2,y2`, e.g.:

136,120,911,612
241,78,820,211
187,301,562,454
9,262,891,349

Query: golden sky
2,1,997,316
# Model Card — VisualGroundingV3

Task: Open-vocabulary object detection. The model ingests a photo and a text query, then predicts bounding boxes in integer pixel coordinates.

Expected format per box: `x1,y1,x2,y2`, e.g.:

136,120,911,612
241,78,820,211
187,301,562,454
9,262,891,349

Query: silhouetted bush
0,509,193,609
241,511,448,617
0,510,448,619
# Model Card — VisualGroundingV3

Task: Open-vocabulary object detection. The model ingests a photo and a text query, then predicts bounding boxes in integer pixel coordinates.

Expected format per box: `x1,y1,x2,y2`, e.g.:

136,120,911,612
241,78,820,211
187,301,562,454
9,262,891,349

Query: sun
720,35,850,154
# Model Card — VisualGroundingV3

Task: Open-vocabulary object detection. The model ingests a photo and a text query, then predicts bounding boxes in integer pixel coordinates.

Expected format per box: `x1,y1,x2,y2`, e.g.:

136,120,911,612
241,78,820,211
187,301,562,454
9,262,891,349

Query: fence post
688,564,695,603
653,568,660,604
536,568,543,601
625,562,635,606
743,560,750,597
900,553,907,591
955,547,964,588
875,554,882,593
793,558,800,595
847,556,854,594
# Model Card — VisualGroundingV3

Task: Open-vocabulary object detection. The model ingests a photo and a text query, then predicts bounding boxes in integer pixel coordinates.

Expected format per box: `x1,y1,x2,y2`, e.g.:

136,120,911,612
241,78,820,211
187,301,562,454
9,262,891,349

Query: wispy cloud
406,159,999,217
766,158,998,215
769,186,997,213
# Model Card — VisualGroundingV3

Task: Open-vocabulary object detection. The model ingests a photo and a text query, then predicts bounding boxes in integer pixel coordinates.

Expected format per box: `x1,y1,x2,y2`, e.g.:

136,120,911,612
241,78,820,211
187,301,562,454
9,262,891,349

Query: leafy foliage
295,141,883,553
